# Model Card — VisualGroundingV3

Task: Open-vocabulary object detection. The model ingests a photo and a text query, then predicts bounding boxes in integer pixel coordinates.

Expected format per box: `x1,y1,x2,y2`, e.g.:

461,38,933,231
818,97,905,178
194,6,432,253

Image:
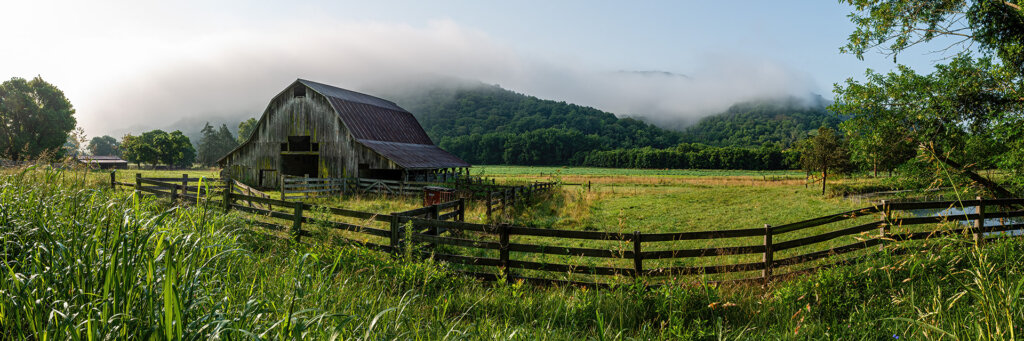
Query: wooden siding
222,86,400,188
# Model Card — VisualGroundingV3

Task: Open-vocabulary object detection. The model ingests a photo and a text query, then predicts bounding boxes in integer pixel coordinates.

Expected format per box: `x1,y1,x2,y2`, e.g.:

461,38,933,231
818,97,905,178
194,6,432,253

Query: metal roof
298,79,469,170
298,79,406,112
77,155,128,163
357,140,471,169
326,97,435,145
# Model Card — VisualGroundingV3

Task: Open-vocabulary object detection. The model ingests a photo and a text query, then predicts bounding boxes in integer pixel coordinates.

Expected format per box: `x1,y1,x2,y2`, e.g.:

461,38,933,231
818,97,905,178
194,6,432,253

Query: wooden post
486,192,493,220
134,173,141,195
181,173,189,198
633,231,643,277
974,196,985,245
222,179,234,213
499,223,511,278
389,214,401,253
291,201,303,242
110,171,116,190
762,224,773,285
879,200,890,251
280,174,285,201
457,198,465,222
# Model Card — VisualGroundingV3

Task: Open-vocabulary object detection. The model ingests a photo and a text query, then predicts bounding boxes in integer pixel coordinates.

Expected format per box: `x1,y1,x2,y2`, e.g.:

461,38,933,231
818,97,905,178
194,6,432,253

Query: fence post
390,214,402,254
879,200,890,251
292,201,303,242
486,192,493,220
181,173,189,198
499,223,511,278
633,231,643,278
457,198,466,222
974,196,985,245
110,171,116,190
280,175,285,201
135,173,141,195
222,179,234,213
762,224,773,285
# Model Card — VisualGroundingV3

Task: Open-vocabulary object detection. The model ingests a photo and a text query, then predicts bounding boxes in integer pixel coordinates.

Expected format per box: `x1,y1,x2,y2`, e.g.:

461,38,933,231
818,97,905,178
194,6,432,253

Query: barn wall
221,85,399,188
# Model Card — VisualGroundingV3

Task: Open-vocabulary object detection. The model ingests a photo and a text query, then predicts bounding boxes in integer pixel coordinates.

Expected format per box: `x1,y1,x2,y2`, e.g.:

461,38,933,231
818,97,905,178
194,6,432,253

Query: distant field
472,165,804,178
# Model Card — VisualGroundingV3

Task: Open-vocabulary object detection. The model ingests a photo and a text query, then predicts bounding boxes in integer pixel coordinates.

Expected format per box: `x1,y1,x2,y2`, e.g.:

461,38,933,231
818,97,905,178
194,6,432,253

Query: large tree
0,76,77,161
237,118,257,144
197,122,237,166
797,127,853,195
88,135,120,156
121,130,194,168
836,0,1024,196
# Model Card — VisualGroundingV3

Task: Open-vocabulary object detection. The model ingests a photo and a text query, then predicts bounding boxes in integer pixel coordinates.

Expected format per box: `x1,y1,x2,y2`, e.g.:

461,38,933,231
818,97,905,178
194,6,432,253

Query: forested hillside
393,83,837,168
681,96,839,147
395,84,682,165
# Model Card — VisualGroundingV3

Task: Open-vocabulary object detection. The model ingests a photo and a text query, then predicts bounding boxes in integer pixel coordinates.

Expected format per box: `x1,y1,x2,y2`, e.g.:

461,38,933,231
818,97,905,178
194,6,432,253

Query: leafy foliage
196,122,237,166
87,135,120,156
681,96,840,147
0,76,77,161
838,0,1024,195
121,130,195,168
577,143,795,170
237,117,257,143
796,127,853,194
396,84,682,165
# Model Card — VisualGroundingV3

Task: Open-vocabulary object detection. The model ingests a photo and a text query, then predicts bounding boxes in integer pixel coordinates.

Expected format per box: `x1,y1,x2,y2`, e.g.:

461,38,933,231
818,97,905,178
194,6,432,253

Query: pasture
3,164,1021,339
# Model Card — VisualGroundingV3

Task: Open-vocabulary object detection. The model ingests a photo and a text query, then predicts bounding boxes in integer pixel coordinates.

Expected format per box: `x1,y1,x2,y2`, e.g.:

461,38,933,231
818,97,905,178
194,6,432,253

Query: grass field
9,164,1019,339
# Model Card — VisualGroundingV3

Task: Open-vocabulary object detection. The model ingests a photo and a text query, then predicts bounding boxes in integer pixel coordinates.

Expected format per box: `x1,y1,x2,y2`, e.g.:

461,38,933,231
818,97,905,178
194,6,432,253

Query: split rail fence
112,172,1024,286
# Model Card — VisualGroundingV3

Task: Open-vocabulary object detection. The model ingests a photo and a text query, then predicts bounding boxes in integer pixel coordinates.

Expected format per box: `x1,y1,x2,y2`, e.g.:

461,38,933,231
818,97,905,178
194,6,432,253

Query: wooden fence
485,182,557,219
281,175,347,200
112,172,1024,286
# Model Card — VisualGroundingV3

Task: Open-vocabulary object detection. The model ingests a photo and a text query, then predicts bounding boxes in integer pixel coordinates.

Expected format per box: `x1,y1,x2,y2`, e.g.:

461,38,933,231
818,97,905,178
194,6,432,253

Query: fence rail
281,175,346,200
113,172,1024,286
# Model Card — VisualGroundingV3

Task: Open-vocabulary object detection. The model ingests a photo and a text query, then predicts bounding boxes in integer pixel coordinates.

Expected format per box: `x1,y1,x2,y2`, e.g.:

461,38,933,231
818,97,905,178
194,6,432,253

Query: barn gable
219,79,469,187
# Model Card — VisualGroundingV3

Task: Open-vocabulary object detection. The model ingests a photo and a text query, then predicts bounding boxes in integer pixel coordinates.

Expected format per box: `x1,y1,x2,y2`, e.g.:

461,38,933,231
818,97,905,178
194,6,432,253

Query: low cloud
77,19,820,137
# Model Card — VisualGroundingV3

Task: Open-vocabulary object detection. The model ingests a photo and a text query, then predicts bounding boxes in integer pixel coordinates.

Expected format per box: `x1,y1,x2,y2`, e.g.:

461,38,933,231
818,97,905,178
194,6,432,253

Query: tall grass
1,166,1022,339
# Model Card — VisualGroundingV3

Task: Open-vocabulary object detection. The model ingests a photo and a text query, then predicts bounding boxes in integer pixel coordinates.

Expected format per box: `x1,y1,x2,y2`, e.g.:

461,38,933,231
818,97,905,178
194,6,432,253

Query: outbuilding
77,155,128,169
218,79,470,188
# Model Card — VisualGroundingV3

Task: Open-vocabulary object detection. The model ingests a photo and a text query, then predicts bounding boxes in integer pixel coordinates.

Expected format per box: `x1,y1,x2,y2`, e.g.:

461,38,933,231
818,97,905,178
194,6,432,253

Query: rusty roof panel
358,140,471,169
299,79,405,112
326,97,435,145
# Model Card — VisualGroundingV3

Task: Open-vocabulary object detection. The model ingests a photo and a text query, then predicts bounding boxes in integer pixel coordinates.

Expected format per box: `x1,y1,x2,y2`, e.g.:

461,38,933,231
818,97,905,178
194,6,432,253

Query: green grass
473,165,804,178
3,165,1023,339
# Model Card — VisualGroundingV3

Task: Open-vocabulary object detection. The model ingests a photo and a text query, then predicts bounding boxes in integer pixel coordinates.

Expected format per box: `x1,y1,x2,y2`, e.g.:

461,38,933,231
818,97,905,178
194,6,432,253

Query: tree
0,76,77,161
237,118,257,143
197,122,237,166
837,1,1024,196
797,127,852,195
120,130,194,168
88,135,120,156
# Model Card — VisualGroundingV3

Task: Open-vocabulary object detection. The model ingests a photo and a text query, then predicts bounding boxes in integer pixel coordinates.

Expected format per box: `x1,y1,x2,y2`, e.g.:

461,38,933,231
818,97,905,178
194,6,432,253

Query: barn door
281,135,319,177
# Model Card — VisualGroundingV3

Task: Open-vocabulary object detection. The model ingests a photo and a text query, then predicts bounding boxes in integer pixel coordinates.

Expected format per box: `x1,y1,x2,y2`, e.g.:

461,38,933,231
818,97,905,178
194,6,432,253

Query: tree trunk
929,150,1017,198
821,168,827,196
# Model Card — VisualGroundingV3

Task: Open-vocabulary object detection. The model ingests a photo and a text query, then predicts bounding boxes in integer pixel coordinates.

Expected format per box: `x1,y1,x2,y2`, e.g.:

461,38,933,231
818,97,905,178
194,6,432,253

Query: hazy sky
0,1,954,137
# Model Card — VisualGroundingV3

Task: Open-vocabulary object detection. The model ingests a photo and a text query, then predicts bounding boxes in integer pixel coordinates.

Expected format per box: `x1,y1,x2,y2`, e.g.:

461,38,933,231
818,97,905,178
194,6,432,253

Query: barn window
293,86,306,98
287,136,311,151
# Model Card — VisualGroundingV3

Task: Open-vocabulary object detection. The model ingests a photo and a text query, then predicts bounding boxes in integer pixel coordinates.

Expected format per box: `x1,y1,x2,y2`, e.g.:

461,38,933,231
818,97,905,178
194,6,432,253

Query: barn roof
298,79,470,169
77,155,128,164
220,79,469,170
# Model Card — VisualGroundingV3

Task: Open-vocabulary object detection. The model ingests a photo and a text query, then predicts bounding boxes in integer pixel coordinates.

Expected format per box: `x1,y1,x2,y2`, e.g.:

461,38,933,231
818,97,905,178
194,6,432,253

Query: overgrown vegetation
3,166,1021,339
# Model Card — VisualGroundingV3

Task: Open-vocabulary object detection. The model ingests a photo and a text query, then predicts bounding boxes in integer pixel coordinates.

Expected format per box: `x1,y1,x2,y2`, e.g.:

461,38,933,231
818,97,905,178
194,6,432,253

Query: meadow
2,165,1021,339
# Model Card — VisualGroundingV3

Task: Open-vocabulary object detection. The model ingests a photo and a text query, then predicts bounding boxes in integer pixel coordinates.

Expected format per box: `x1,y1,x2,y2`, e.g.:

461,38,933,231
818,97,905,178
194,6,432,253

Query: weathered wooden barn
218,79,470,188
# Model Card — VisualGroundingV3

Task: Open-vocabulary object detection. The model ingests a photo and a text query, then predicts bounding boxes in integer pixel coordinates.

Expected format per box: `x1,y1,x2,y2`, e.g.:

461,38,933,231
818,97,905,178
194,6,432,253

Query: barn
218,79,470,188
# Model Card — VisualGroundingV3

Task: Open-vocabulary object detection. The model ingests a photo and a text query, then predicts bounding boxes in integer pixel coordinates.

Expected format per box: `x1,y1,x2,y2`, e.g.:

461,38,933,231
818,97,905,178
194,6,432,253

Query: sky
0,1,958,137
